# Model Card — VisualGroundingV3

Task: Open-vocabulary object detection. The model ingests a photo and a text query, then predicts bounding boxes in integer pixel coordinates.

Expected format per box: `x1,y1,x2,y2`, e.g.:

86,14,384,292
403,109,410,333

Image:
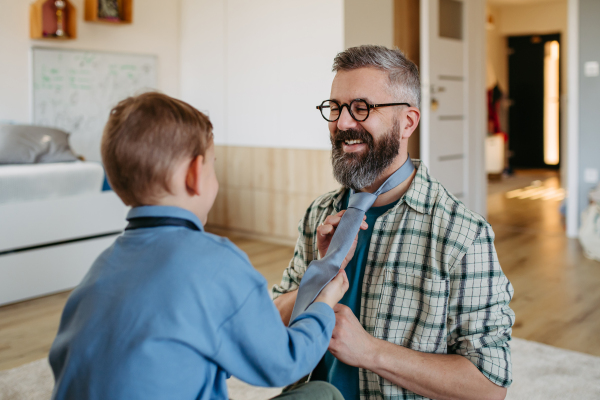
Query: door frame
566,0,579,238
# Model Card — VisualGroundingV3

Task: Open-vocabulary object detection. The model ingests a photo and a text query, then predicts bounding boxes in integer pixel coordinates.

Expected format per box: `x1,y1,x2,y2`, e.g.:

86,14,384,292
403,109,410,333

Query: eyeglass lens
320,100,369,122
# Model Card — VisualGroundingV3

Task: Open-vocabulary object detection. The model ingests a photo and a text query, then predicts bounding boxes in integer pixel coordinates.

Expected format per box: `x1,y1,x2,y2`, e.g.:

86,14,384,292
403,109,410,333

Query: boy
49,92,359,400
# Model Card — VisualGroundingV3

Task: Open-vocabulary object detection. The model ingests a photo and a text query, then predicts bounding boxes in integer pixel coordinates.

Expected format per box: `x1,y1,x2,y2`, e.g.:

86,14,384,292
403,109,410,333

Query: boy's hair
101,92,213,206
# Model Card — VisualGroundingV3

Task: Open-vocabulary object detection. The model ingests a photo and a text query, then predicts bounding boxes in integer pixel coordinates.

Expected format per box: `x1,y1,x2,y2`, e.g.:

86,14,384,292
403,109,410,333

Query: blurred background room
1,0,599,398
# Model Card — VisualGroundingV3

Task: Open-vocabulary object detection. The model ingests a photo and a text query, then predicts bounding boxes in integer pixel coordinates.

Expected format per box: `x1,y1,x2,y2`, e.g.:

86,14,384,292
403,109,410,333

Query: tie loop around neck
348,157,415,209
374,157,415,196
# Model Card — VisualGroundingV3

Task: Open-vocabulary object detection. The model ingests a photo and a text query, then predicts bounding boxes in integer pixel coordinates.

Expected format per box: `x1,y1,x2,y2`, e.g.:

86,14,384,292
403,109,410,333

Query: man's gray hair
332,45,421,109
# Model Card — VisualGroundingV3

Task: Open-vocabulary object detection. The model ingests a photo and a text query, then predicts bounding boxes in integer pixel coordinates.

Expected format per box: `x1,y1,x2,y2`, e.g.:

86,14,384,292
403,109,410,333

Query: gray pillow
0,125,79,164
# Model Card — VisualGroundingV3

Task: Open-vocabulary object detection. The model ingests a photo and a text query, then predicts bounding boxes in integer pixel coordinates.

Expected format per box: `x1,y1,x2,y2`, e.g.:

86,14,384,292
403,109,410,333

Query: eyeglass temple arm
370,102,411,108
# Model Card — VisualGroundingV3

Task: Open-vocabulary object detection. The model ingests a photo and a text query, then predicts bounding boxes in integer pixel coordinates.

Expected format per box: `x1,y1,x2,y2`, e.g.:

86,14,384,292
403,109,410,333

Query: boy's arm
212,283,335,388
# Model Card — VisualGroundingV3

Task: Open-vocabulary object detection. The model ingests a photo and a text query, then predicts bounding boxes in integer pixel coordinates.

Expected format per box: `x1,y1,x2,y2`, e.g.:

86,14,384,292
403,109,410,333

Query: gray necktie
290,157,416,322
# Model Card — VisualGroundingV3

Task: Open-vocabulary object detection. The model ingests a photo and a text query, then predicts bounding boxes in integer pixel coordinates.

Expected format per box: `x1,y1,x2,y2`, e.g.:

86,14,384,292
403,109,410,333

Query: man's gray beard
331,120,401,191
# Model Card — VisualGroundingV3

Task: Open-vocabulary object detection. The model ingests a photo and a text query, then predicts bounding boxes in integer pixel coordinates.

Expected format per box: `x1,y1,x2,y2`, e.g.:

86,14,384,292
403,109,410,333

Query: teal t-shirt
312,191,398,400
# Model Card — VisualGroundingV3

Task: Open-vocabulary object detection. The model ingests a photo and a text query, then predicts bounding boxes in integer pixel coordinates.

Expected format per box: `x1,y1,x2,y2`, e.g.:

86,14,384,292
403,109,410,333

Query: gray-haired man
273,45,514,400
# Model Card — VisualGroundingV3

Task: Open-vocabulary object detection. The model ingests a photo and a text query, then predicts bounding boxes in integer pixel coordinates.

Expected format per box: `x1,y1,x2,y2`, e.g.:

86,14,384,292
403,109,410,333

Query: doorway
508,33,561,170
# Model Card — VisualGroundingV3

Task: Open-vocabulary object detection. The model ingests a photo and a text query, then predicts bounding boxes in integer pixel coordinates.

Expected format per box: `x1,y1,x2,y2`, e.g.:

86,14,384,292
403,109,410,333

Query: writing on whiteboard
32,48,157,162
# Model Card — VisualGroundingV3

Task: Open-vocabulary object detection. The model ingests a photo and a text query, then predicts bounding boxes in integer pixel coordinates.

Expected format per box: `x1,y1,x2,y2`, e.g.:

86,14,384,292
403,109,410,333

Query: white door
420,0,468,201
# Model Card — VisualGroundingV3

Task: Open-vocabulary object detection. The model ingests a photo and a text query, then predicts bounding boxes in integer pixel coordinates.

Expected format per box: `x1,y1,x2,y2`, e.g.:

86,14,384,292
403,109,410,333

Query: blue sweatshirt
49,206,335,400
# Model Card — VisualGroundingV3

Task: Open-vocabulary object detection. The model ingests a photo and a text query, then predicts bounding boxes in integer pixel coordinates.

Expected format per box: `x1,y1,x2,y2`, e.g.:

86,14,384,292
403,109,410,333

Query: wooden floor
1,170,599,372
487,171,600,356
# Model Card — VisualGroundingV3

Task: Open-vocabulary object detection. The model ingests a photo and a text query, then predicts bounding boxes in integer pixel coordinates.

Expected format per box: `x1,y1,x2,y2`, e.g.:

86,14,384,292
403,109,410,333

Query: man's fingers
323,213,367,232
323,215,342,227
341,270,349,289
317,223,335,237
333,303,346,312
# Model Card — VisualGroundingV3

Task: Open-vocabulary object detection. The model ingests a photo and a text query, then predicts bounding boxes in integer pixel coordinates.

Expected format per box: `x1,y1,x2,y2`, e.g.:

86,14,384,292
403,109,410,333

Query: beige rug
1,338,599,400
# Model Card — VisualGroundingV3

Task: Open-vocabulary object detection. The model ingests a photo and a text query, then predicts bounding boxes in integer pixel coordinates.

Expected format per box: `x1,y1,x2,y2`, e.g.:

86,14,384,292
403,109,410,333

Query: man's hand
328,303,376,369
317,211,367,269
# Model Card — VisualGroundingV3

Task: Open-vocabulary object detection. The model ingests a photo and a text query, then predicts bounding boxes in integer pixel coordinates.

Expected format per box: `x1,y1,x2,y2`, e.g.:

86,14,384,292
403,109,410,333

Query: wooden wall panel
207,146,339,244
394,0,420,67
394,0,421,160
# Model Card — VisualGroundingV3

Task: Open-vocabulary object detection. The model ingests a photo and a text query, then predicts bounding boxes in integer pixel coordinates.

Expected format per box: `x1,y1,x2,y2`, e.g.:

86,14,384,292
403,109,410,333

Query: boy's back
49,206,335,400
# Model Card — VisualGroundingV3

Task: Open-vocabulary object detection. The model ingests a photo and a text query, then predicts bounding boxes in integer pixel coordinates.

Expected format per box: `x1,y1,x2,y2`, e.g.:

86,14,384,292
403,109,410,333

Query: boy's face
197,143,219,224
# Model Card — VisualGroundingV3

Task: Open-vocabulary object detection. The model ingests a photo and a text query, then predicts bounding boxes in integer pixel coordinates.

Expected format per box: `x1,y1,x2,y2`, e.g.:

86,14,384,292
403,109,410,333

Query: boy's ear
185,155,204,196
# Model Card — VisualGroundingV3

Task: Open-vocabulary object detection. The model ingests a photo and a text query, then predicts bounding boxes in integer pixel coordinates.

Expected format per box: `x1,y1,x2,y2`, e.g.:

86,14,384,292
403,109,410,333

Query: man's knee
306,381,344,400
273,381,343,400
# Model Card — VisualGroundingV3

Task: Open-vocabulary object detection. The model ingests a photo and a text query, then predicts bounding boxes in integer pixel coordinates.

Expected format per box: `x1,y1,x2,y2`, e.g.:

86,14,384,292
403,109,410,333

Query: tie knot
348,191,377,211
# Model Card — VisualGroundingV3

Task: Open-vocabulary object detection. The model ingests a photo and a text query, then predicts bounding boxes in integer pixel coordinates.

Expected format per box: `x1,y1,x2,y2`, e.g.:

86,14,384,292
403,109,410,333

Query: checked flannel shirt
272,160,515,400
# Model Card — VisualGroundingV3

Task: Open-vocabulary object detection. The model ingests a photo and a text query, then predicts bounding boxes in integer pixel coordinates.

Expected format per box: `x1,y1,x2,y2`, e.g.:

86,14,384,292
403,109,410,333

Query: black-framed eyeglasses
316,99,411,122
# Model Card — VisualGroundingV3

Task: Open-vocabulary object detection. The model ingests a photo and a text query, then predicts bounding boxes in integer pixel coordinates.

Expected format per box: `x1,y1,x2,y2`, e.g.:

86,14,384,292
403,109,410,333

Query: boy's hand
315,270,349,309
317,211,368,270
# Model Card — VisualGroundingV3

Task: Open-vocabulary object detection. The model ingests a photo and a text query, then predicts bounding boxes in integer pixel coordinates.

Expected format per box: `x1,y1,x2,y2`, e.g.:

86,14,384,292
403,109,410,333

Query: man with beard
272,45,514,400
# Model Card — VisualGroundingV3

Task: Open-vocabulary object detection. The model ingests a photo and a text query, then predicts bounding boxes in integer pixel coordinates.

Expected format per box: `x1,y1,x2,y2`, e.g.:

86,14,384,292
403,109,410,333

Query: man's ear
402,108,421,139
185,155,204,196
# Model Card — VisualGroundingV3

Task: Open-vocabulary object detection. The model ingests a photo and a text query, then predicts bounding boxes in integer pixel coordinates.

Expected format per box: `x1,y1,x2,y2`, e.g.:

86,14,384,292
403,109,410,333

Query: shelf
84,0,132,24
30,0,77,40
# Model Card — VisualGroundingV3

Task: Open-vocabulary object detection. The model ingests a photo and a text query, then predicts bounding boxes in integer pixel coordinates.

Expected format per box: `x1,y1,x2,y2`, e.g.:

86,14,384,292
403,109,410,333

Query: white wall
345,0,394,49
0,0,181,125
497,0,567,36
180,0,344,150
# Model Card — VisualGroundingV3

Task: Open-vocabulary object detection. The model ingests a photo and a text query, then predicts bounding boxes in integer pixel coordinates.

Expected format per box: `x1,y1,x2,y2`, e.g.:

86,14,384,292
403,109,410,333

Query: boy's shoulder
195,231,252,265
184,230,266,285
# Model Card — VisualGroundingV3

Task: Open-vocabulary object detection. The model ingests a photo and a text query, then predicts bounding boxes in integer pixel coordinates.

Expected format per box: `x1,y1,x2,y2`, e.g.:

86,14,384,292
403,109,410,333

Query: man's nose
336,106,359,131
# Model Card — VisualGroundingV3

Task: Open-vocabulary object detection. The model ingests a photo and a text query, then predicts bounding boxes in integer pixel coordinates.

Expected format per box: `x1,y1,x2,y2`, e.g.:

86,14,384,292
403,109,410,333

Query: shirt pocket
376,268,450,354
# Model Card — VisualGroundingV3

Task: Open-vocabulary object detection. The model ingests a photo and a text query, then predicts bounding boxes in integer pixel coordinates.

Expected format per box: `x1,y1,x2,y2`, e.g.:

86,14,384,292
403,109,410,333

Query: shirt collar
327,159,436,215
126,205,205,231
401,160,437,215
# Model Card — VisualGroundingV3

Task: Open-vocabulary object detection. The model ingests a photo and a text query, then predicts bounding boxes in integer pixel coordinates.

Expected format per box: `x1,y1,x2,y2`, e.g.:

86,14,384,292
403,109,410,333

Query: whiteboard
32,48,157,162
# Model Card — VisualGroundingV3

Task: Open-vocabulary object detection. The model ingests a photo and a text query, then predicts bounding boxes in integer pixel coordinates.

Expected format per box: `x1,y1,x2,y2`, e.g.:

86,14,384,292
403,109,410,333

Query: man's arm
329,304,507,400
273,290,297,327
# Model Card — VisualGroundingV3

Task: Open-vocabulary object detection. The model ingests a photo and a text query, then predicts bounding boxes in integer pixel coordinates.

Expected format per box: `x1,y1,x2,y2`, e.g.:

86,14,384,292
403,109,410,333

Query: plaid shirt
272,160,514,400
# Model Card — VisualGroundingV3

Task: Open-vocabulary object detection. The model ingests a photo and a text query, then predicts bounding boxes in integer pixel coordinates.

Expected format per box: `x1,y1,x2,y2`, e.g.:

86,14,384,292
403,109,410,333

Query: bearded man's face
330,119,400,191
327,68,404,191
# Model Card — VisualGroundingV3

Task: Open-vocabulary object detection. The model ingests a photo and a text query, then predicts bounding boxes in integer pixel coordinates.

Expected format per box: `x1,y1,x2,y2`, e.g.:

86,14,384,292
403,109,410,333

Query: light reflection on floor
505,177,565,201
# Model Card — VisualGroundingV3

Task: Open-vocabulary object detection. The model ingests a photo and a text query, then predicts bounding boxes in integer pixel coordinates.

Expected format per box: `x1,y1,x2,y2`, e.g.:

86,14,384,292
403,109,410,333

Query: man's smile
333,129,373,155
342,140,367,153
